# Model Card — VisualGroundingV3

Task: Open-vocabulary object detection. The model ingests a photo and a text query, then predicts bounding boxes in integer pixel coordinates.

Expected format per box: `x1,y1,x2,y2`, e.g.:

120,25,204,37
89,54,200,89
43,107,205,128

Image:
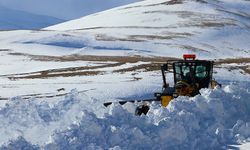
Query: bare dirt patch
95,32,193,42
121,0,183,10
2,62,124,77
76,26,172,31
114,63,162,73
5,53,250,79
95,34,145,42
239,66,250,74
5,54,177,79
8,52,176,63
216,58,250,75
0,49,12,52
8,71,102,80
216,58,250,64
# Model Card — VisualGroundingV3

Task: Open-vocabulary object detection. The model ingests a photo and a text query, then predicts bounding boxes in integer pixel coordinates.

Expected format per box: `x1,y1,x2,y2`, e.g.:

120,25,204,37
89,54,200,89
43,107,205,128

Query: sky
0,0,139,20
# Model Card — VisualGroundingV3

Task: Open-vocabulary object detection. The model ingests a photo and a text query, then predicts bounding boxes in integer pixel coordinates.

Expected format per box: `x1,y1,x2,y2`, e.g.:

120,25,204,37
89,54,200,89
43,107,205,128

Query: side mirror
161,64,168,71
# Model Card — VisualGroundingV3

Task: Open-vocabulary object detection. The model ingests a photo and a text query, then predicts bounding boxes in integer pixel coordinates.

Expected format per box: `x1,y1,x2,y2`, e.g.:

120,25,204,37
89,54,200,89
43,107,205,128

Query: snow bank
1,84,250,149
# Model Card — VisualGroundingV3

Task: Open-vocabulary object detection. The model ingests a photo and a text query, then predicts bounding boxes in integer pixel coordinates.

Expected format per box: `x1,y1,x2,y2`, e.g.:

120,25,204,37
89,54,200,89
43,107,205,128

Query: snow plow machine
104,54,220,115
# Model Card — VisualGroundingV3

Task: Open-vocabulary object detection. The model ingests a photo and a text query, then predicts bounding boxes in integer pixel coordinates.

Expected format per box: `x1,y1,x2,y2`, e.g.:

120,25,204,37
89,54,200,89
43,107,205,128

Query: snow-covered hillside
0,0,249,149
46,0,250,59
0,5,64,30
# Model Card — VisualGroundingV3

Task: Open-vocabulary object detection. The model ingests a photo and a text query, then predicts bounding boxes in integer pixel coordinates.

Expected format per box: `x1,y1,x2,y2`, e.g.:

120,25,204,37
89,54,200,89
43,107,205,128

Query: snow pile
0,83,249,149
0,89,102,147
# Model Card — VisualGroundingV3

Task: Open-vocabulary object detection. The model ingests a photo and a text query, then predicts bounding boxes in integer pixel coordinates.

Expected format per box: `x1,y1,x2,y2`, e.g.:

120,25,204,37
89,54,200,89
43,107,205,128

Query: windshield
174,63,208,83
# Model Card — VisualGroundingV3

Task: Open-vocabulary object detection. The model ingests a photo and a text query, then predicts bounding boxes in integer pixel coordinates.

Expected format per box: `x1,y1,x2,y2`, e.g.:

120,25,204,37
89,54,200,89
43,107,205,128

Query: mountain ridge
0,5,64,30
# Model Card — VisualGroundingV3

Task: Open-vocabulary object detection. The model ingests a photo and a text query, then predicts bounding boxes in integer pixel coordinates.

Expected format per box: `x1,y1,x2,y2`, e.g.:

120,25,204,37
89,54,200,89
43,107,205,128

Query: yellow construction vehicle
104,54,220,115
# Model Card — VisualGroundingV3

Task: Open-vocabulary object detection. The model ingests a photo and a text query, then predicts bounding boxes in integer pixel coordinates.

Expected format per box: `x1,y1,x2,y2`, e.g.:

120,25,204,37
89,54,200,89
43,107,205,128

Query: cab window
196,65,207,78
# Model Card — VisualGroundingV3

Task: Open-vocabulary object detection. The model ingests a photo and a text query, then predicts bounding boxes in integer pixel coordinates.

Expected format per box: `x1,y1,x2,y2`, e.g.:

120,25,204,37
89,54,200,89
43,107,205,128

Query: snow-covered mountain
47,0,250,30
45,0,250,59
0,0,140,20
0,5,64,30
